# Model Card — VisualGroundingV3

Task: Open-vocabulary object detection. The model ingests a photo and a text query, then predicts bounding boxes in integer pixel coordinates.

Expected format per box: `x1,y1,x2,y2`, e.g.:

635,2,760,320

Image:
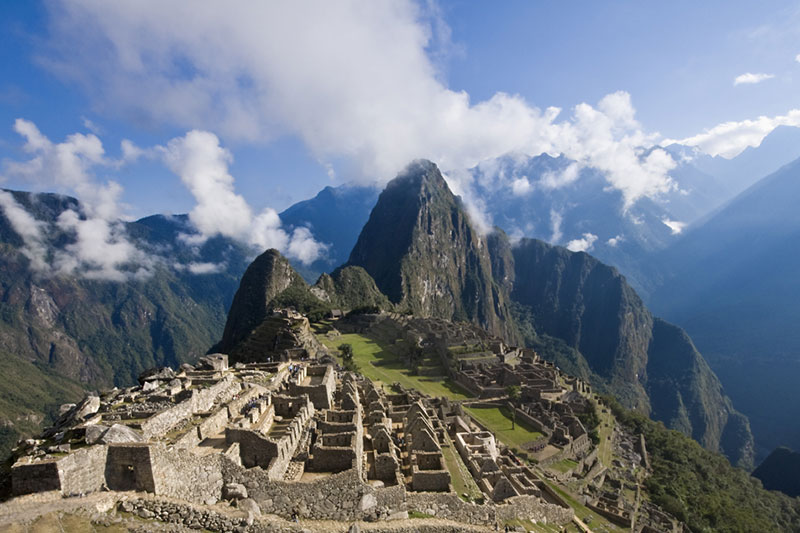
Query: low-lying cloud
566,233,598,253
0,122,327,280
160,130,328,263
1,119,154,280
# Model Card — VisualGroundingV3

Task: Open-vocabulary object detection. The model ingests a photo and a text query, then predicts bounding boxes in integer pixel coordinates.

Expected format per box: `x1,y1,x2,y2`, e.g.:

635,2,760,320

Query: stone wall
289,365,335,409
406,492,494,525
105,444,156,492
141,376,240,440
150,445,225,504
406,491,573,527
496,494,574,526
11,460,60,496
222,464,405,521
57,445,108,496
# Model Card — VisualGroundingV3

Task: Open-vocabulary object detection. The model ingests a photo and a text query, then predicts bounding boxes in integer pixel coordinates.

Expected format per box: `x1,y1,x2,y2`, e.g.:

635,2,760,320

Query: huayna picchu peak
348,160,520,343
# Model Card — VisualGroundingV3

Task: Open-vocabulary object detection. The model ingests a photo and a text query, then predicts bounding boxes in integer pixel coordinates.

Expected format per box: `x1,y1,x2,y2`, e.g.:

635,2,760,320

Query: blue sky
1,0,799,221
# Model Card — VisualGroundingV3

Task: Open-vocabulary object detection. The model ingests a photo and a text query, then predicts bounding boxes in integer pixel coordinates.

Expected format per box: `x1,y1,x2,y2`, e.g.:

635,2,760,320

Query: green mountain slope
606,396,800,533
0,189,251,456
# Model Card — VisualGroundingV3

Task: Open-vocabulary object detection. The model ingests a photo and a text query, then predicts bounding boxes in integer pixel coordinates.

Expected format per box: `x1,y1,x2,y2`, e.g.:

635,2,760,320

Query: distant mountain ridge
648,155,800,459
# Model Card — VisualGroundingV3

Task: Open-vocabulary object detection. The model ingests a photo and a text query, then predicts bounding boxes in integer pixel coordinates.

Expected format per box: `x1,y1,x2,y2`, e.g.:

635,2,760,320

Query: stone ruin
7,354,573,528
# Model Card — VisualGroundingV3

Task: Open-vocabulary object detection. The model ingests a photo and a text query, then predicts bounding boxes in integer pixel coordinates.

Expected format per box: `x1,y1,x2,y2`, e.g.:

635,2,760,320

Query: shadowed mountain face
649,156,800,459
224,160,754,467
217,249,306,353
752,447,800,498
507,238,753,467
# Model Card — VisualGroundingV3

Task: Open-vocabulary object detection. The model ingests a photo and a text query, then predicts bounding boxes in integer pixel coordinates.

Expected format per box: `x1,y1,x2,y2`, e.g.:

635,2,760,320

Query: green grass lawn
548,458,579,473
317,331,472,400
441,441,483,500
464,406,543,450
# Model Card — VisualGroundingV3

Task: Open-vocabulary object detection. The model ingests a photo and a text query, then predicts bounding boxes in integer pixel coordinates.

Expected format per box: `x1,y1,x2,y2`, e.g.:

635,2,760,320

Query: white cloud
160,130,327,263
186,262,225,275
566,233,598,253
539,162,580,190
45,2,676,212
670,109,800,158
0,190,49,271
796,53,800,63
510,176,532,196
661,218,686,235
734,72,775,85
0,120,154,279
549,209,563,244
606,235,623,247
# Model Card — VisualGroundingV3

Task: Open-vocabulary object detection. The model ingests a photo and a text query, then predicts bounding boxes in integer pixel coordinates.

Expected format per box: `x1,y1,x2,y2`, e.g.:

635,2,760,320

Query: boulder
238,499,260,516
59,403,76,417
85,424,110,445
100,424,143,444
224,483,248,500
359,493,377,511
138,367,176,385
74,396,101,421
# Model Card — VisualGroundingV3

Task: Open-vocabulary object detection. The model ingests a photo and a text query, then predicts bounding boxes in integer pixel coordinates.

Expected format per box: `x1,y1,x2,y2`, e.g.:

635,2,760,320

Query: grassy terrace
548,458,579,474
596,399,616,467
464,406,543,450
541,478,625,532
441,441,483,500
316,330,471,400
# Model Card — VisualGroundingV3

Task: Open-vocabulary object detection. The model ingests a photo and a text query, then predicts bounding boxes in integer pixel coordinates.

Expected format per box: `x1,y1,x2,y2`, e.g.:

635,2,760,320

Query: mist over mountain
0,188,252,455
279,184,379,282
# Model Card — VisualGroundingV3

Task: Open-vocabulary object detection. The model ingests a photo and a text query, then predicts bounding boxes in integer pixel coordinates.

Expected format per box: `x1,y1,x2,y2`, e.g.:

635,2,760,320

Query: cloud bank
1,119,153,280
670,109,800,158
45,1,677,214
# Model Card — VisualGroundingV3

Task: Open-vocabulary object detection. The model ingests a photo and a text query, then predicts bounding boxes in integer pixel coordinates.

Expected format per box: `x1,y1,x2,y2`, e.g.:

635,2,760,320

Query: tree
338,343,353,361
505,385,521,403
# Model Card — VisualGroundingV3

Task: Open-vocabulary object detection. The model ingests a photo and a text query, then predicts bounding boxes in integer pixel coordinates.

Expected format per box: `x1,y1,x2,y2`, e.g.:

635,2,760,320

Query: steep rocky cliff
347,160,518,342
509,238,754,467
313,265,392,311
